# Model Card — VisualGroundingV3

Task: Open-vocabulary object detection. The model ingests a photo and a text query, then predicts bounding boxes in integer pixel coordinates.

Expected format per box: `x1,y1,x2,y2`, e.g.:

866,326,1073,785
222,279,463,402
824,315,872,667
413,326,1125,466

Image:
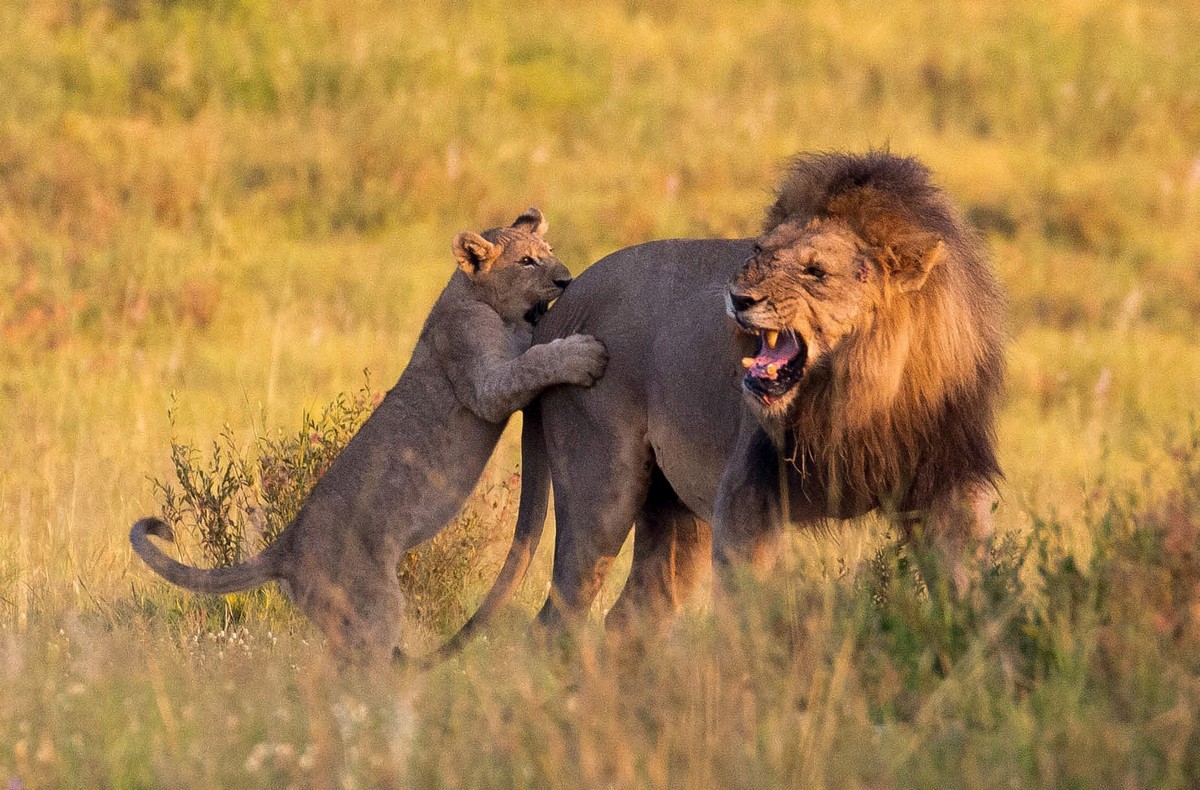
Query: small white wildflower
245,743,269,772
36,736,56,764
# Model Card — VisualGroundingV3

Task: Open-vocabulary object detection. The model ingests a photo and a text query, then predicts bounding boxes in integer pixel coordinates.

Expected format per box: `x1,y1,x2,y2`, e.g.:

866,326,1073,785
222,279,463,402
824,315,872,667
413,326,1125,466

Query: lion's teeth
766,363,779,378
765,330,779,349
742,357,755,368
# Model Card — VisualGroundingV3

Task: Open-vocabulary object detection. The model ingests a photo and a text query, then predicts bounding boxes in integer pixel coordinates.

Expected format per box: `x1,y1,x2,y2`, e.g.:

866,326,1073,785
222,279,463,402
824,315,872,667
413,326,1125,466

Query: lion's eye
520,256,538,267
751,243,764,256
804,265,826,281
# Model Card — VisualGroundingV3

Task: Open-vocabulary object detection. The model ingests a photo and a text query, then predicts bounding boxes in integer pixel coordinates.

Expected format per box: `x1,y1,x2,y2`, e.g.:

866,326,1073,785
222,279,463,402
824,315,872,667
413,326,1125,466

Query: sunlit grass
1,0,1199,785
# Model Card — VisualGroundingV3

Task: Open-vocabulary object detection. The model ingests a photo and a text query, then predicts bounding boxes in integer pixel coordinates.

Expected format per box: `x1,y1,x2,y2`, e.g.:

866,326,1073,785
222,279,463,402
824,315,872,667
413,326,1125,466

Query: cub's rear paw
549,334,608,386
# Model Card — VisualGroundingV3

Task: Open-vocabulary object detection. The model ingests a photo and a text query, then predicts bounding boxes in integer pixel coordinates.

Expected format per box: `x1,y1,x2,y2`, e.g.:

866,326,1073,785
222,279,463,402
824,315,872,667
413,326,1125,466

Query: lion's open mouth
742,328,807,404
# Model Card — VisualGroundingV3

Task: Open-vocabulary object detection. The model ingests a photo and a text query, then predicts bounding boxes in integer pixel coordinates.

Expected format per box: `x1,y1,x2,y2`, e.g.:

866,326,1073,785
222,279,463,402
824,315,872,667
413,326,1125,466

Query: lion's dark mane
764,151,1005,511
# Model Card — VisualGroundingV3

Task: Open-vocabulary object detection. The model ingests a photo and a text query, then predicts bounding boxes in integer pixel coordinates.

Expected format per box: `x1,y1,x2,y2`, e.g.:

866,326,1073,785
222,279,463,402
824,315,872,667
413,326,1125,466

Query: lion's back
535,238,752,344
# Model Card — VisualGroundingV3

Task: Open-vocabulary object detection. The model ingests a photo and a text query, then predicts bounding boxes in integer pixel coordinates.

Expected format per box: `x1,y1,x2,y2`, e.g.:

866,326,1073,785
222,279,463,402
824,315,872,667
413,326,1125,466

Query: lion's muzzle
727,288,762,316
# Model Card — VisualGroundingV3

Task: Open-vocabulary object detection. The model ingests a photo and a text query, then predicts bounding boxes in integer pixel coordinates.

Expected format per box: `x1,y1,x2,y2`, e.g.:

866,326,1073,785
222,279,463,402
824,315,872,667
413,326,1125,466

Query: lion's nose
728,289,762,313
553,276,572,289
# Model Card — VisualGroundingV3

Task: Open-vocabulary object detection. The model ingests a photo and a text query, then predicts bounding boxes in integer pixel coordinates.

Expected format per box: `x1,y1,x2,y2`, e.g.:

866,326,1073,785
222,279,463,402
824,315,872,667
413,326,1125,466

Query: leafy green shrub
155,415,255,570
251,385,382,548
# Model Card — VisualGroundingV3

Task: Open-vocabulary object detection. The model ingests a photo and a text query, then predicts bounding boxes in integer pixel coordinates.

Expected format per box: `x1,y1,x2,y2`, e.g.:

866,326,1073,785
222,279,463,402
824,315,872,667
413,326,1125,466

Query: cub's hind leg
292,550,404,663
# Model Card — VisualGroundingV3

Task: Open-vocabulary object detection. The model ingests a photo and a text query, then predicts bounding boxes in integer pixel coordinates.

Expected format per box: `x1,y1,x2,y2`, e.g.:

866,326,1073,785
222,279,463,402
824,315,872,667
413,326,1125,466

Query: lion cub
131,208,606,660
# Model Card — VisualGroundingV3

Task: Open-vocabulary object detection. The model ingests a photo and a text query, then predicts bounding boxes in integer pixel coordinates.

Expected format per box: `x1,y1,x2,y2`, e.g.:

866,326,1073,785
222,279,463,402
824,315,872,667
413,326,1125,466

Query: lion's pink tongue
755,342,797,366
745,331,801,380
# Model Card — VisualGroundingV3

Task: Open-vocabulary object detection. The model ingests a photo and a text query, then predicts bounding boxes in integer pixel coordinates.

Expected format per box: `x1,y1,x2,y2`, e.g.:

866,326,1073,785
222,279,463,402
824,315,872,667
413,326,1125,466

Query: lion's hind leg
536,404,653,633
605,469,710,634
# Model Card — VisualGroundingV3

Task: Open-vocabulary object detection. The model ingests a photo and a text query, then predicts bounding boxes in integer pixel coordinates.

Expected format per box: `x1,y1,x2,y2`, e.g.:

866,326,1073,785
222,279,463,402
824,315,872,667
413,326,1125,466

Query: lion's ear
511,207,549,236
452,231,500,276
888,234,945,293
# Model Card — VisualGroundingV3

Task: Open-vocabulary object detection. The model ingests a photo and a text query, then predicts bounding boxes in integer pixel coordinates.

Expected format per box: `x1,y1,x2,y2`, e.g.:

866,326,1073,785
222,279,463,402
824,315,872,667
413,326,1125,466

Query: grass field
2,0,1199,786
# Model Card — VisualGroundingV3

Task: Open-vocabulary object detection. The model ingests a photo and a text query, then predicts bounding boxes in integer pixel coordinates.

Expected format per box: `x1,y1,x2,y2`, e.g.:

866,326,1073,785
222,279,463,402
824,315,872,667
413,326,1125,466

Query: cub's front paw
547,334,608,386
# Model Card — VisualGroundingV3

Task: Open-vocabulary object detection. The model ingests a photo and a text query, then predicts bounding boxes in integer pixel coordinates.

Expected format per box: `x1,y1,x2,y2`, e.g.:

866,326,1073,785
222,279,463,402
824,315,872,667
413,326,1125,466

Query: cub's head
727,213,944,417
452,207,573,326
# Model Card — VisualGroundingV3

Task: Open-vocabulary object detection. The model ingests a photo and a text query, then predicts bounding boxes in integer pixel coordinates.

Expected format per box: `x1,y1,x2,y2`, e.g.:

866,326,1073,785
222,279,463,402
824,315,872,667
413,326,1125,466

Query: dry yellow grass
1,0,1199,785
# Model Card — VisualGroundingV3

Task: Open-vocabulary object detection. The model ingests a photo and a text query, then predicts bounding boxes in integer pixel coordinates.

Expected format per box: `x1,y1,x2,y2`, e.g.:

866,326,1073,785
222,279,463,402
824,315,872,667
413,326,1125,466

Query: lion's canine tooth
742,357,755,368
766,363,779,378
765,330,779,349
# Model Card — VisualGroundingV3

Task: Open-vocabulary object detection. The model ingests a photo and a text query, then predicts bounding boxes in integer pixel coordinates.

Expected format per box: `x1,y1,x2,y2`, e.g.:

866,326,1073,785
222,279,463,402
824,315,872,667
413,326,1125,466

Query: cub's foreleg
466,335,607,423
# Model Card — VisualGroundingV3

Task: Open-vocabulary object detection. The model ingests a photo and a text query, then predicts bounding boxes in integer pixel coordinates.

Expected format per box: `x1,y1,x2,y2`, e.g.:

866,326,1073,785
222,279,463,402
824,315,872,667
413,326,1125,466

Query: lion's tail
130,516,282,595
408,403,551,665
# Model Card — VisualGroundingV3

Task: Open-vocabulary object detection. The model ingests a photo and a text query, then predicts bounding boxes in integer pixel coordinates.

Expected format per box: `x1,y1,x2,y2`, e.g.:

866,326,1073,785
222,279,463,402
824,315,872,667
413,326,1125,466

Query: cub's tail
130,516,282,595
405,403,552,665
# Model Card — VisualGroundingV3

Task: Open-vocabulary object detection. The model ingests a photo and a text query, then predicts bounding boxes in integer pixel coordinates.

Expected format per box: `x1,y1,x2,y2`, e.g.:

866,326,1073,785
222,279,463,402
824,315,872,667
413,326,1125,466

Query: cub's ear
886,232,945,294
510,206,549,236
452,231,500,276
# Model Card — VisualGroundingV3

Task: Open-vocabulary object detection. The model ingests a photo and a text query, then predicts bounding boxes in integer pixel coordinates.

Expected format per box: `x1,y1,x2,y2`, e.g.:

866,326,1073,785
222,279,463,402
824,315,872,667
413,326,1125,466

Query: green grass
2,0,1199,785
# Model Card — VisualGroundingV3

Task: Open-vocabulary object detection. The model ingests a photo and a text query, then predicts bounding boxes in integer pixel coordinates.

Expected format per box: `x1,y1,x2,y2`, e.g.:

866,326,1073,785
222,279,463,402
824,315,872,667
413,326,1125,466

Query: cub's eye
520,256,538,267
751,243,763,256
803,265,826,281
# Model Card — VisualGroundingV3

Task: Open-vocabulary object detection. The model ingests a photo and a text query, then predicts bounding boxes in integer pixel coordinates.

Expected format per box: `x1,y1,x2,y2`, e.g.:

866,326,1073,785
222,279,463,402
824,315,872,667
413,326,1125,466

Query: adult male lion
453,152,1004,641
131,208,607,660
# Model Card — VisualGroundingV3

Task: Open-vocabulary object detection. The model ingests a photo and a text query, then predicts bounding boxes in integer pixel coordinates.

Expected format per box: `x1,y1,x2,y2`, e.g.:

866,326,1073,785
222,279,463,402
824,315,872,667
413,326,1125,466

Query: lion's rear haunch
764,150,1005,506
130,516,281,595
